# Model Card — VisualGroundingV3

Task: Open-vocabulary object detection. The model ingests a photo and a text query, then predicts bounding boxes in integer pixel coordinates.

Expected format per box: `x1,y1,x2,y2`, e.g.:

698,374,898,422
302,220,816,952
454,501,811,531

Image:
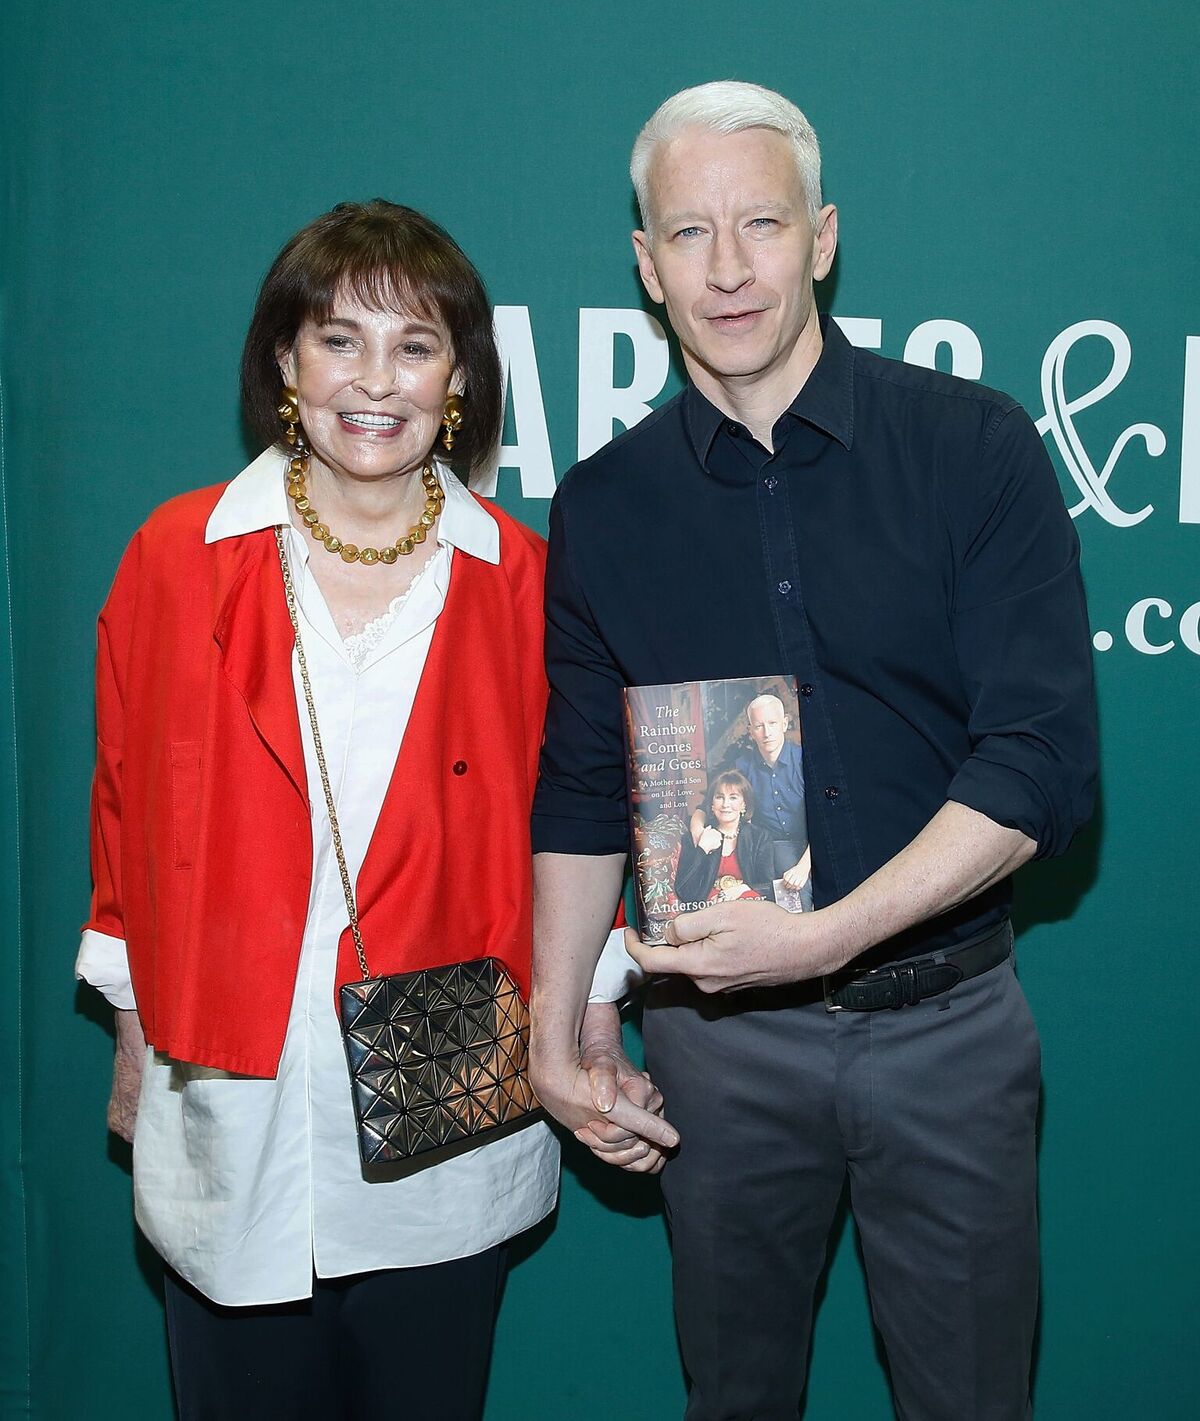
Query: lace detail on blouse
341,563,430,671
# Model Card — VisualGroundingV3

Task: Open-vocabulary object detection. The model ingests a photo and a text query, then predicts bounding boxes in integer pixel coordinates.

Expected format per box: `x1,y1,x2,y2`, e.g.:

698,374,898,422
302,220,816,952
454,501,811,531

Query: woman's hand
530,1001,679,1173
573,1001,676,1173
697,826,722,854
108,1008,145,1143
716,877,753,901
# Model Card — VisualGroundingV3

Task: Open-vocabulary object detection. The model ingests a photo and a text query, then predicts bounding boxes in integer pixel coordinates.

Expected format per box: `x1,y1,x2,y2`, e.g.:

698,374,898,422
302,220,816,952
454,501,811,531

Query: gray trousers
643,943,1040,1421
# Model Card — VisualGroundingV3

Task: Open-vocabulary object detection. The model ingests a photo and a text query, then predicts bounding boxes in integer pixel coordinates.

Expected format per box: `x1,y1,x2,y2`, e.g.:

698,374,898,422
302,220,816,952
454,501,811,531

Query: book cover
622,674,813,944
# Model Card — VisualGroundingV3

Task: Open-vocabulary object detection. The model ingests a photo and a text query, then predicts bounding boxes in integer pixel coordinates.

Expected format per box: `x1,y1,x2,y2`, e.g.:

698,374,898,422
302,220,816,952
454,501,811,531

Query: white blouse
76,450,639,1306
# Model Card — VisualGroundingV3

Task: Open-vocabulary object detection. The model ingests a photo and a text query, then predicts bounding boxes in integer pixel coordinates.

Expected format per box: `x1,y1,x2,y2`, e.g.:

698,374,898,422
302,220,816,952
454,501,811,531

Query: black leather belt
822,920,1012,1012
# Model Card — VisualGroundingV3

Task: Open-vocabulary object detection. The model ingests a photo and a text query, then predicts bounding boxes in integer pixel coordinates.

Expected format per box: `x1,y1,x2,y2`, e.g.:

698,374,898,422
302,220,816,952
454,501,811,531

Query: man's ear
812,204,838,282
632,229,664,305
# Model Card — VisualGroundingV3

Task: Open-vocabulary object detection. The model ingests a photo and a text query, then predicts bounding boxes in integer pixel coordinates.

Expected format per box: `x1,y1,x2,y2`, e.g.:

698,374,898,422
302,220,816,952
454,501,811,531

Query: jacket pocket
170,741,203,869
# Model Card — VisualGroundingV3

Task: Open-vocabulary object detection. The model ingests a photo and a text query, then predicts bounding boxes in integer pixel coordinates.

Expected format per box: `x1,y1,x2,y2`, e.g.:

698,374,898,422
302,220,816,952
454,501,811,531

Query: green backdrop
2,2,1197,1416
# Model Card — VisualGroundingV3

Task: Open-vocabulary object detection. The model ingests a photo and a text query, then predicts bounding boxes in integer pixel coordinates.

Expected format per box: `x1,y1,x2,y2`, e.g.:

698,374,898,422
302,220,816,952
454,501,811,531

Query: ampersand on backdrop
1034,319,1166,527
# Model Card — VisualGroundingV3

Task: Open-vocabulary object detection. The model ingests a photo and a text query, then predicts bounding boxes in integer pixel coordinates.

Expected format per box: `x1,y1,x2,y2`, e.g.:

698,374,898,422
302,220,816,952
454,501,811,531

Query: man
529,81,1097,1420
689,693,812,904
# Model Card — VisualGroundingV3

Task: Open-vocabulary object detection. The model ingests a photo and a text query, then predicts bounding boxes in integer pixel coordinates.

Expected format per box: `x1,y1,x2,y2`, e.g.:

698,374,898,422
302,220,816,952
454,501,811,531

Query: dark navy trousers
164,1246,507,1421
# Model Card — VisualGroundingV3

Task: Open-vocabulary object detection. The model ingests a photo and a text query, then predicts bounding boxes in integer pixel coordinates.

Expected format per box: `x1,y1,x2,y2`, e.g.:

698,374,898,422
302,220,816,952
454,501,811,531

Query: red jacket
87,484,549,1077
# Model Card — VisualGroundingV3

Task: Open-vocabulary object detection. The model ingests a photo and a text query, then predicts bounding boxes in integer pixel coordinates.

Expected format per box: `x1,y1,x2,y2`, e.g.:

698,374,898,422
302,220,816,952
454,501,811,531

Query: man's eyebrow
657,201,796,228
657,211,705,229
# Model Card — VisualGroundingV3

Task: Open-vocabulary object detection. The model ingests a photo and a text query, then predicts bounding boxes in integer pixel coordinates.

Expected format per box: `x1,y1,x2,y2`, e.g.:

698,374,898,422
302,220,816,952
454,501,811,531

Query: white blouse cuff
76,929,137,1011
587,927,644,1004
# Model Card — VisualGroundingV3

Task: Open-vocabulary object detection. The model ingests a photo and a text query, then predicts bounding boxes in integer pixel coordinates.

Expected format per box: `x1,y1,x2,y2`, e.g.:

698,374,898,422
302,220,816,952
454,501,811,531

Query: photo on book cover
622,674,813,944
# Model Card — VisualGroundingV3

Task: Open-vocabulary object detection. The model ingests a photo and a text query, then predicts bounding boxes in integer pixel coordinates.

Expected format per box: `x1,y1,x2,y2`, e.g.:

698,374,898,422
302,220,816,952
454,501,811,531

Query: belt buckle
822,975,845,1013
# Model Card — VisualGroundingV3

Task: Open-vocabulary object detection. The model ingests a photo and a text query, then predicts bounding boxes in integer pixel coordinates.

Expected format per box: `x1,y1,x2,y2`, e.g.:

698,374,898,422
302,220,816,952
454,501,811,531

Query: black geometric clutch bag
338,957,540,1165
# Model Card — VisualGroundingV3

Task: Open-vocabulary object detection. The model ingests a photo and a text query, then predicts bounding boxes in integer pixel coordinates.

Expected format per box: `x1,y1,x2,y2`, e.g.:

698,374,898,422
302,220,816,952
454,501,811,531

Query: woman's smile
337,411,406,436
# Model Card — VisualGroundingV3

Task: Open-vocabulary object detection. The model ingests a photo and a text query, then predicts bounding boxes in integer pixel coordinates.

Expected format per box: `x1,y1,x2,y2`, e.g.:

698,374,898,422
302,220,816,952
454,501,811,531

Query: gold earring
441,393,464,452
278,385,305,449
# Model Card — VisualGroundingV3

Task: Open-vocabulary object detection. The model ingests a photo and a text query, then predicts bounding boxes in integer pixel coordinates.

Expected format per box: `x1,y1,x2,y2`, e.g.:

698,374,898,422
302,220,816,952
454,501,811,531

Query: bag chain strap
275,526,371,981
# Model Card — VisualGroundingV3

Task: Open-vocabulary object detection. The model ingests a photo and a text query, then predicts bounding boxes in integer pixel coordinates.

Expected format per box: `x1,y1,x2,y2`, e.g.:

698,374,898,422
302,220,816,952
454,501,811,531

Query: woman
673,771,775,908
77,200,553,1419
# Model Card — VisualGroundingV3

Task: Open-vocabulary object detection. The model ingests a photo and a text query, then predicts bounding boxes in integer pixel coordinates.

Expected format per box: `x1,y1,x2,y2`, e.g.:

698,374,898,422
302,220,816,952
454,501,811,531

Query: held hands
576,1002,677,1174
624,900,843,994
530,1001,679,1174
696,826,723,854
108,1007,146,1143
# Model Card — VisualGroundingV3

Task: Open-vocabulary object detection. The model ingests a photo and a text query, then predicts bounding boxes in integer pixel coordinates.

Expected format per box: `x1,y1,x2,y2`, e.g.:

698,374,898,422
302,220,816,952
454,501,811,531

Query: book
622,674,813,944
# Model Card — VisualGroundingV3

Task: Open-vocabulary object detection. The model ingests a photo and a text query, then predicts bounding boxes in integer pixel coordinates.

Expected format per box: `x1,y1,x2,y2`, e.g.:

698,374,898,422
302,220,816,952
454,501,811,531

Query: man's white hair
630,81,823,233
747,693,787,720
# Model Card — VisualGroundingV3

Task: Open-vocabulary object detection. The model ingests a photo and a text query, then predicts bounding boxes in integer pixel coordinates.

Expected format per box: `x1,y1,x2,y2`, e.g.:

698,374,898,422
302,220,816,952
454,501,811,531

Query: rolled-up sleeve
532,481,630,856
945,407,1098,858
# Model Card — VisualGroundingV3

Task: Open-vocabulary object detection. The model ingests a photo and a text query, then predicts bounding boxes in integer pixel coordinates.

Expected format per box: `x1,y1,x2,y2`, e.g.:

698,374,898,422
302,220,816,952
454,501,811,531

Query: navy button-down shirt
733,740,806,846
533,318,1098,957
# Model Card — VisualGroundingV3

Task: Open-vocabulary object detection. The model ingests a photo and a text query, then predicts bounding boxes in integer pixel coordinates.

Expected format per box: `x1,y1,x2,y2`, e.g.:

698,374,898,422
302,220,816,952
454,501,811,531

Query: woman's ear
276,341,298,386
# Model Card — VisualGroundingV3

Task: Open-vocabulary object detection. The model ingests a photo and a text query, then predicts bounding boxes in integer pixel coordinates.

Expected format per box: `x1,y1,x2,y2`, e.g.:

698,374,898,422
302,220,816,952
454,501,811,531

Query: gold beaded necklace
284,449,445,566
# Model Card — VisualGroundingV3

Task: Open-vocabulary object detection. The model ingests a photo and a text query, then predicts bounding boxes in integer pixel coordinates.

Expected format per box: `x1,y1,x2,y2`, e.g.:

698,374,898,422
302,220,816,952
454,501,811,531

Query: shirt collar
684,313,856,466
204,447,500,564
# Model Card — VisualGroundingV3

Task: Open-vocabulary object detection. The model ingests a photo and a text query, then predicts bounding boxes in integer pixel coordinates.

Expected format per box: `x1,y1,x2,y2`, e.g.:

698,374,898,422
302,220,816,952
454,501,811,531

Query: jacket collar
205,447,500,564
207,449,499,810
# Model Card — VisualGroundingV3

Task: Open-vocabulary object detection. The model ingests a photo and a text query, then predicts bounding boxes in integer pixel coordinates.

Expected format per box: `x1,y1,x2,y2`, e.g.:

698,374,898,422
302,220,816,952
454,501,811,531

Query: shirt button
764,475,779,493
777,580,791,595
824,786,840,801
452,760,468,776
800,683,814,698
726,421,742,438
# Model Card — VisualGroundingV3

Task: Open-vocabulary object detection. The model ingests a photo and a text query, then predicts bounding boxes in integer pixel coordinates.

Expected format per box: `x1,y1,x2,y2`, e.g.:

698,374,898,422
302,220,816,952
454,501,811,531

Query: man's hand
781,845,812,892
530,851,676,1172
696,826,722,854
574,1001,676,1173
625,803,1039,995
625,901,842,994
531,1001,679,1173
108,1007,145,1143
